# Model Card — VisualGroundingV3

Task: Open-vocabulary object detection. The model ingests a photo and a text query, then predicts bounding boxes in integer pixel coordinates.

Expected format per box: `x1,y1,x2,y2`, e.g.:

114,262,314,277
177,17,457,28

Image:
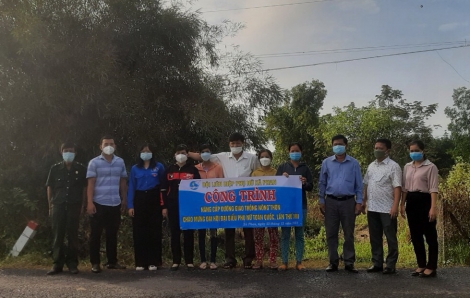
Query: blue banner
179,176,303,229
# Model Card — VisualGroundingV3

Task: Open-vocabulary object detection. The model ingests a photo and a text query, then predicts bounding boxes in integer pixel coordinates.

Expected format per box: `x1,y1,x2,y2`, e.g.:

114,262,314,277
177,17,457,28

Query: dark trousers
406,192,438,270
133,189,163,268
224,228,255,265
325,197,356,266
89,203,121,265
51,203,81,269
168,205,194,265
198,229,217,263
367,211,398,269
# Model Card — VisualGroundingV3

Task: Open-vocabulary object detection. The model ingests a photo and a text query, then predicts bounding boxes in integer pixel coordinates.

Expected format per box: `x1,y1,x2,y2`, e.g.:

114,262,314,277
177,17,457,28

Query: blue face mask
409,152,423,161
333,145,346,155
140,152,152,161
62,152,75,163
201,152,212,161
289,152,301,161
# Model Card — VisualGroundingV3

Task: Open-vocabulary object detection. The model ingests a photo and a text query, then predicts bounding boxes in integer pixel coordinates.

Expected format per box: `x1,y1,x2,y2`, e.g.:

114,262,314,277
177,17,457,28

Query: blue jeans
281,209,307,264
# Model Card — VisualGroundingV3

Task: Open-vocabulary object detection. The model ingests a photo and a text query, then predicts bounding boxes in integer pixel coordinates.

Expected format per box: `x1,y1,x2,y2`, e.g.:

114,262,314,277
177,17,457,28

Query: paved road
0,266,469,297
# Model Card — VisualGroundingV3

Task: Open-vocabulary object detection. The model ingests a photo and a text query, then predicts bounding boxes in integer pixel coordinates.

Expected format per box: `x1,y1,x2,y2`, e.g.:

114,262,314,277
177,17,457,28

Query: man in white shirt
189,133,259,269
362,138,402,274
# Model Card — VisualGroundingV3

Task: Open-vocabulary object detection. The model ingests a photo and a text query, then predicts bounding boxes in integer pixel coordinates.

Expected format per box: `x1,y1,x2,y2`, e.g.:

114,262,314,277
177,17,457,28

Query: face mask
410,152,423,161
230,146,243,155
332,145,346,155
374,150,386,159
140,152,152,161
260,158,271,166
102,146,115,155
201,152,211,161
62,152,75,163
289,152,301,161
175,154,188,163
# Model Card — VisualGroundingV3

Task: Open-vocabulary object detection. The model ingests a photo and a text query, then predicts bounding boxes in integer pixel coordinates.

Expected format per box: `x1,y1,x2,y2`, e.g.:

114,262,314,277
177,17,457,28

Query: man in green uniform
46,142,87,275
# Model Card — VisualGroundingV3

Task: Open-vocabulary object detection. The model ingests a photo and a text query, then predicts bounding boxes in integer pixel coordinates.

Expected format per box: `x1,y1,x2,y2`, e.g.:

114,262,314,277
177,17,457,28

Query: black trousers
198,229,217,263
51,203,81,269
132,189,163,268
224,228,255,265
89,203,121,265
367,211,398,269
406,192,438,270
168,204,194,265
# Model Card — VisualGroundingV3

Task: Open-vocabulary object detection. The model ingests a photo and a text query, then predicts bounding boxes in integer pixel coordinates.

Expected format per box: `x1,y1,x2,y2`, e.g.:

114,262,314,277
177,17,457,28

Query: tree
318,85,438,170
264,79,326,172
0,0,282,239
444,87,470,161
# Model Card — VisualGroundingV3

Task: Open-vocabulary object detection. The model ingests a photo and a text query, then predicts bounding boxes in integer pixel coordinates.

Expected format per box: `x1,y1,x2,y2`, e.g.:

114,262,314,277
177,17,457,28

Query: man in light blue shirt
86,135,128,273
318,134,363,273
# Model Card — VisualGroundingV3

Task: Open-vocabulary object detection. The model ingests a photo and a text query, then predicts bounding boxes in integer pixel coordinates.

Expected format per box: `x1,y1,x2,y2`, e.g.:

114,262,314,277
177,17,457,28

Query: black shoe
223,261,237,269
326,264,338,272
366,265,383,273
91,264,102,273
345,264,359,273
46,267,63,275
411,269,425,277
419,270,437,278
382,267,396,275
69,267,79,274
106,263,126,270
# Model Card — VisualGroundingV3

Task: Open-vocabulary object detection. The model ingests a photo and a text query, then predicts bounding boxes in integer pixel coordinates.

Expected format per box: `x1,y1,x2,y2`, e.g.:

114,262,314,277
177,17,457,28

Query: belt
136,187,159,194
327,195,354,201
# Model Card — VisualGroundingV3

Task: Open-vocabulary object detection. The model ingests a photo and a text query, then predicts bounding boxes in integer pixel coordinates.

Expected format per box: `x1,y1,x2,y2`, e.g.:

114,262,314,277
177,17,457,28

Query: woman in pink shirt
195,144,224,270
401,140,439,278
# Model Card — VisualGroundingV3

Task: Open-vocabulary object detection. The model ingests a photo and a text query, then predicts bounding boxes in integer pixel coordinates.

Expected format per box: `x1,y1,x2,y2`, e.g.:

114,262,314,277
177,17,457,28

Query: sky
185,0,470,137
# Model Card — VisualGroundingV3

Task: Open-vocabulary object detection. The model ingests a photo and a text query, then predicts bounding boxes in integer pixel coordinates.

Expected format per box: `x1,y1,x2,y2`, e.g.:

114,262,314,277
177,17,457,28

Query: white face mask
102,146,115,155
230,146,243,155
260,158,271,166
175,154,188,163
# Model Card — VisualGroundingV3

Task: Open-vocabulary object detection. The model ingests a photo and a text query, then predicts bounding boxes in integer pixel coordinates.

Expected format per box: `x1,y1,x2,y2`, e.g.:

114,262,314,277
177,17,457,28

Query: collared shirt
46,161,87,204
403,159,439,193
196,162,224,179
318,154,363,204
252,166,277,177
363,157,402,213
86,154,128,206
127,162,166,209
211,151,259,178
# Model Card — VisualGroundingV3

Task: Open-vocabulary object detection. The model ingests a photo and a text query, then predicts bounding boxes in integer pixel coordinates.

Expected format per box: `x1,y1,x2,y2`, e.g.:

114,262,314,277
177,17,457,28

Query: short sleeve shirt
46,162,87,204
86,154,128,206
211,151,259,178
363,157,402,213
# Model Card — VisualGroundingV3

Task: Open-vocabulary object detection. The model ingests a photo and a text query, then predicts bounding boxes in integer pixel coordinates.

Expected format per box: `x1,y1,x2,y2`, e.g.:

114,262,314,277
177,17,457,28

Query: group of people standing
45,133,439,279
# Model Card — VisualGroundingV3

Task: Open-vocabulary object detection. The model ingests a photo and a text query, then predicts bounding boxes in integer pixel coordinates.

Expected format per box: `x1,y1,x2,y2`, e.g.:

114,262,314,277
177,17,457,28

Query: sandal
199,262,207,270
269,262,278,270
278,264,288,271
252,261,263,270
296,263,307,271
210,262,218,270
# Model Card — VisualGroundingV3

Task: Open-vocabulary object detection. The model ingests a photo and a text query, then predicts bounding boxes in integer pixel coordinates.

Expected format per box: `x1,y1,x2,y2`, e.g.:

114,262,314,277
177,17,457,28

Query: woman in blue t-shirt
127,144,166,271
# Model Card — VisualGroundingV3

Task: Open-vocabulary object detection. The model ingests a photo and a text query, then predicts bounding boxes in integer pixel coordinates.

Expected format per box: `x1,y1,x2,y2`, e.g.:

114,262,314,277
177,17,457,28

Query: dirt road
0,266,469,297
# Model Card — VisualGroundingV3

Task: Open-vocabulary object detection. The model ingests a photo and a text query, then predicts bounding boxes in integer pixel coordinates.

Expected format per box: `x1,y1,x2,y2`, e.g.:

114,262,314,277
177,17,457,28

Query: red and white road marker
10,221,38,257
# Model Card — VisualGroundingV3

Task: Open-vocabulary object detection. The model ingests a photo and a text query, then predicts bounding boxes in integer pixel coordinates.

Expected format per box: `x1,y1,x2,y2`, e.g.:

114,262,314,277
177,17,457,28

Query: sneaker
107,263,126,270
91,264,102,273
135,266,145,271
46,267,63,275
170,264,180,271
69,267,79,274
148,265,157,271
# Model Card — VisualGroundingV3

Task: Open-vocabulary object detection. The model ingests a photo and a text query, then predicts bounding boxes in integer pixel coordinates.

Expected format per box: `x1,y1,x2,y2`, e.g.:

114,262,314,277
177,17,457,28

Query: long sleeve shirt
161,163,201,208
318,154,363,204
276,161,313,209
127,162,166,209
